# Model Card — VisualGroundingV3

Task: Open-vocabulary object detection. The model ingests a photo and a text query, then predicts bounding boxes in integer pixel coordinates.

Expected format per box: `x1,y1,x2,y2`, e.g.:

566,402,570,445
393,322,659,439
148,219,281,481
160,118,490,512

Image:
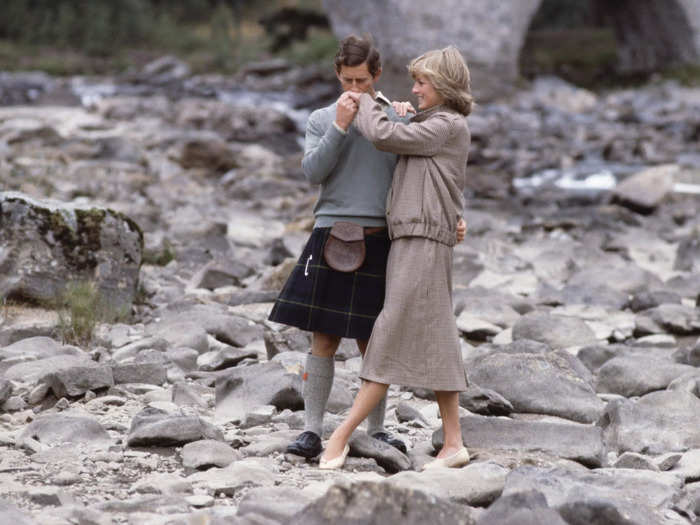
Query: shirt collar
374,91,391,106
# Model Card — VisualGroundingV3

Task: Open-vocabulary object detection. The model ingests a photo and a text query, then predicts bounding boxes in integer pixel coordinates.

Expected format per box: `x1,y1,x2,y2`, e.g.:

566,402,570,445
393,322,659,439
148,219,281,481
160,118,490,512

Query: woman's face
412,74,443,110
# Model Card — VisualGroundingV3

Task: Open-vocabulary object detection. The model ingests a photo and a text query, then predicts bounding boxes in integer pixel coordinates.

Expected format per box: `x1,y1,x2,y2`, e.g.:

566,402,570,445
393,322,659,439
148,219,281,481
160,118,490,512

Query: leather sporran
323,221,366,272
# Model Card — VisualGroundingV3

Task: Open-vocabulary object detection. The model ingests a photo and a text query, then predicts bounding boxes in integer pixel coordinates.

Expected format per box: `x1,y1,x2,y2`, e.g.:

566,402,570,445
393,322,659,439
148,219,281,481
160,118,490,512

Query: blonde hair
408,46,473,116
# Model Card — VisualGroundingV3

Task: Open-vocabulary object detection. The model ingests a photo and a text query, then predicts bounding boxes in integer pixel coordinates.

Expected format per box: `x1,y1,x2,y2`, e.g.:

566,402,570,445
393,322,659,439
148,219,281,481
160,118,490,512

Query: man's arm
302,93,358,185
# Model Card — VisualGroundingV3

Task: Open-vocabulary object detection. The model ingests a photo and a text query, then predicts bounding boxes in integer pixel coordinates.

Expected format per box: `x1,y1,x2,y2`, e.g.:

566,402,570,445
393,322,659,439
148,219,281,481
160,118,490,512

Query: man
268,35,465,459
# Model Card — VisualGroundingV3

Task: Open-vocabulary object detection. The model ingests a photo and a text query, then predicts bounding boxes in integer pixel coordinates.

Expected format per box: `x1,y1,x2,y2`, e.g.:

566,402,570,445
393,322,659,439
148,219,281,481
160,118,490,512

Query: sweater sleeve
354,93,453,156
302,108,348,185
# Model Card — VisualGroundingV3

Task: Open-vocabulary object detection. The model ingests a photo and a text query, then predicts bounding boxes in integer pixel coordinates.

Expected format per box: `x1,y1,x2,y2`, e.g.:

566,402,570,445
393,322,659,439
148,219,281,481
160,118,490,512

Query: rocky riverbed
0,59,699,524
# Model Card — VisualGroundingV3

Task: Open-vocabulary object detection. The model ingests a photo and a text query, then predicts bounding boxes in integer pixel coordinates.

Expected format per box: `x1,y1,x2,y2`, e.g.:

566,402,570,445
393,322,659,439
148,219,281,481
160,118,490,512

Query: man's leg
287,332,340,458
357,338,407,454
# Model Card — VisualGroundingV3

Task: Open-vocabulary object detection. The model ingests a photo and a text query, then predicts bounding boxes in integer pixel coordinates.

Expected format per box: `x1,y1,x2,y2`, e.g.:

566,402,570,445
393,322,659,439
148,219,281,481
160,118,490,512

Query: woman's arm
352,92,453,156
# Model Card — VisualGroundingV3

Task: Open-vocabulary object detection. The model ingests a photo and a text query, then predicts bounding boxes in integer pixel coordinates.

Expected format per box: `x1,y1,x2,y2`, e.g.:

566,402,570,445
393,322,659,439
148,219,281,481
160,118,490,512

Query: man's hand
391,100,416,117
456,218,467,243
335,92,359,131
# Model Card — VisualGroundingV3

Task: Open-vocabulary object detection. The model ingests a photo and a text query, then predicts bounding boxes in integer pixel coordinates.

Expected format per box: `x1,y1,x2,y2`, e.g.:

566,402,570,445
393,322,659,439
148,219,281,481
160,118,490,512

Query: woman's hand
391,100,416,117
456,218,467,243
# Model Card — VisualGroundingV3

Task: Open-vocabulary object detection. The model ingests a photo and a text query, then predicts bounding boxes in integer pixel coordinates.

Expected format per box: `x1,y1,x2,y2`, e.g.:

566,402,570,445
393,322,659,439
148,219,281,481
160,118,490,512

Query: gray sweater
302,94,404,228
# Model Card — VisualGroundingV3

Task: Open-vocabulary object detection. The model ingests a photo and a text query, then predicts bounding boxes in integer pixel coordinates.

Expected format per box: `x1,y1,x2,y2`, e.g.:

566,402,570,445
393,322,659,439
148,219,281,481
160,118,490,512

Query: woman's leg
434,390,464,458
322,379,389,460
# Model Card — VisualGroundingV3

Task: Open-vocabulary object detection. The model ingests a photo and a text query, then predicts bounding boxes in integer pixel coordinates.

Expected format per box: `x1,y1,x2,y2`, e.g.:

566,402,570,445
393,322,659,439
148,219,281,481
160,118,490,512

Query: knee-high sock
302,354,334,437
366,390,387,436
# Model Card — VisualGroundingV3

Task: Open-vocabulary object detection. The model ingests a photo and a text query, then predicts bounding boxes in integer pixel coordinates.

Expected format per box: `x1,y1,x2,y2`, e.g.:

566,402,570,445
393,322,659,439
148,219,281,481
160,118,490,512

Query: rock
0,499,39,525
502,466,684,524
433,413,605,467
42,363,114,398
132,472,192,495
181,439,239,470
475,490,567,525
141,55,191,82
669,449,700,482
396,401,431,426
567,265,663,295
3,354,92,384
237,487,313,523
674,230,700,273
611,164,678,214
166,347,200,372
172,382,211,408
468,351,604,423
459,385,514,416
189,259,254,290
148,303,262,349
187,459,276,496
264,327,311,359
215,361,302,422
348,432,411,474
628,290,682,312
126,407,224,447
387,461,508,506
646,304,700,335
512,312,597,350
289,480,475,525
0,191,143,312
111,361,167,385
612,452,660,471
196,346,258,371
596,356,696,397
0,378,12,404
600,391,700,454
19,414,111,448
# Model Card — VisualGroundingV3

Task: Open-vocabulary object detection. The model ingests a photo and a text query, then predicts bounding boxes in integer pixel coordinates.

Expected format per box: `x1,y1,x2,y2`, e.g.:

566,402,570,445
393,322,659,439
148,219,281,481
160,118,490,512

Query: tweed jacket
354,93,470,246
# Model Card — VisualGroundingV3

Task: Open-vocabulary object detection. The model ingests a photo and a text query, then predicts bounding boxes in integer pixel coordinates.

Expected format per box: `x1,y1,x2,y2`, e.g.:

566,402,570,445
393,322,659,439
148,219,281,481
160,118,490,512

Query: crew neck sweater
302,92,405,228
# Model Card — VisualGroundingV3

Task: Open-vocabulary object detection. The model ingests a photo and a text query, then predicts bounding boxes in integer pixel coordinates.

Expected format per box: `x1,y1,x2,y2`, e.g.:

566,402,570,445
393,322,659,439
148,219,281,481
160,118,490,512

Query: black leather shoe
372,431,407,454
286,431,322,458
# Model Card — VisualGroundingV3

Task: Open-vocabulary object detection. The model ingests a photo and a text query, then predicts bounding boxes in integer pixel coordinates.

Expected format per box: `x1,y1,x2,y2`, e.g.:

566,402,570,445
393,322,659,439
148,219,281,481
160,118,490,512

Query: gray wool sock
366,391,388,436
302,354,335,437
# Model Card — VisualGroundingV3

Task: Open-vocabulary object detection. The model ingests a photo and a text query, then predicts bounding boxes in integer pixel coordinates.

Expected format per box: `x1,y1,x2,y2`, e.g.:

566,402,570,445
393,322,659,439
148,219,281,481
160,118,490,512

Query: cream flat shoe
319,444,350,470
422,446,470,470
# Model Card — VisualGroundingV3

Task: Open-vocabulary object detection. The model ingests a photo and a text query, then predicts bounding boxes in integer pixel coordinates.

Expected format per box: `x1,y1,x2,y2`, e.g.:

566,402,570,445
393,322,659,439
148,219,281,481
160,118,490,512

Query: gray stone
4,354,91,384
172,382,211,408
264,328,312,359
628,290,682,312
669,449,700,481
459,385,514,416
196,346,258,371
289,480,475,525
387,461,508,506
612,165,678,214
237,487,313,523
111,361,167,385
0,378,11,404
512,312,597,350
0,500,38,525
596,356,696,397
349,432,411,474
601,391,700,454
186,459,276,496
189,259,254,290
215,361,302,422
396,401,431,426
126,407,224,447
468,351,604,423
476,490,566,525
181,439,239,470
502,466,684,524
612,452,660,471
434,413,605,467
674,230,700,272
646,304,700,335
0,191,143,312
20,414,111,447
42,363,114,398
567,265,664,295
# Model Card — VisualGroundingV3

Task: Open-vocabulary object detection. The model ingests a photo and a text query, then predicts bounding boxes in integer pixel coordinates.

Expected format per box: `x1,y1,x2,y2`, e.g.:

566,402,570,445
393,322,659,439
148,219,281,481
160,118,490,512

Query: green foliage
56,281,128,347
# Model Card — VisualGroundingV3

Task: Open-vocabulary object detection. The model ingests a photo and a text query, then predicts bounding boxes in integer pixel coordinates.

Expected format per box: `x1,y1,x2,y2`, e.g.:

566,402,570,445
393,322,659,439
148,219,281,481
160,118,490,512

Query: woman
319,46,473,470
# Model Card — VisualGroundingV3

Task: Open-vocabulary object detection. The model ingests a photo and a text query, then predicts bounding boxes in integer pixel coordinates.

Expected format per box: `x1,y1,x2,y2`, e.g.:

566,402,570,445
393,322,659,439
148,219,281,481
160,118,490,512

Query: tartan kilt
268,227,390,340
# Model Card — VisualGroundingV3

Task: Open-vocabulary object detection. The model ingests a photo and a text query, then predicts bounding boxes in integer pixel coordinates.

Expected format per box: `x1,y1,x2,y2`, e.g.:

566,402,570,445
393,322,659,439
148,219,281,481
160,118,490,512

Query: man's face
336,62,380,95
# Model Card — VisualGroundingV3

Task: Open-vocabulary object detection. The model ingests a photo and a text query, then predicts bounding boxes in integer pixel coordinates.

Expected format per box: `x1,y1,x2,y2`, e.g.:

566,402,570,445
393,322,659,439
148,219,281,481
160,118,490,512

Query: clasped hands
334,92,417,131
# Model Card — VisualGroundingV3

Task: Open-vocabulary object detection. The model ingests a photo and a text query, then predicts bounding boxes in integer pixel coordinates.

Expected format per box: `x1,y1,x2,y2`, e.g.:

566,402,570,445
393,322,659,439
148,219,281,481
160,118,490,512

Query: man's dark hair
334,35,381,76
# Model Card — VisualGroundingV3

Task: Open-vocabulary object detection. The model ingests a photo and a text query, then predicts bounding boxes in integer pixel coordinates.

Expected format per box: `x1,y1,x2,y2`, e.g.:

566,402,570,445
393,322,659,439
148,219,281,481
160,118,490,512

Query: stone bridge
323,0,700,101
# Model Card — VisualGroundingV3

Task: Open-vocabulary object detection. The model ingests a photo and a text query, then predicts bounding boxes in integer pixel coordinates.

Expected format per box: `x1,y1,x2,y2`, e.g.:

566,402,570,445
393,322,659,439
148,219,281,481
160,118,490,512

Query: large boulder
0,191,143,312
323,0,700,102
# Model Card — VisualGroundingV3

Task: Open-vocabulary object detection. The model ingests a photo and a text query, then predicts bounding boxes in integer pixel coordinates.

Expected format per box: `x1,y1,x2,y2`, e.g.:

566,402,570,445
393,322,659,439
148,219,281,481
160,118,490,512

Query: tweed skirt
360,236,468,391
268,227,390,340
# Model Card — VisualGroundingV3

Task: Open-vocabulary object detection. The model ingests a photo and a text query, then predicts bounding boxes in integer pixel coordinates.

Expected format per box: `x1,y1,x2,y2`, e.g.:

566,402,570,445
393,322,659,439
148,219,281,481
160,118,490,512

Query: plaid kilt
268,227,390,340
